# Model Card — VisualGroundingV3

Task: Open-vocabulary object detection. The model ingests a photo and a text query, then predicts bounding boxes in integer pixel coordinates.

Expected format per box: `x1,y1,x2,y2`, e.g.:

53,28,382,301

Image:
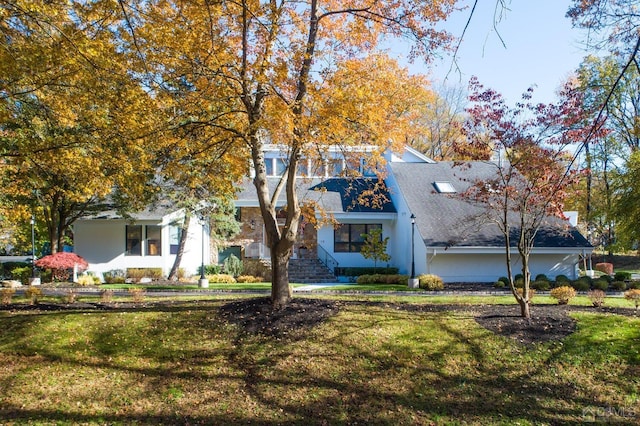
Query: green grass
0,296,638,425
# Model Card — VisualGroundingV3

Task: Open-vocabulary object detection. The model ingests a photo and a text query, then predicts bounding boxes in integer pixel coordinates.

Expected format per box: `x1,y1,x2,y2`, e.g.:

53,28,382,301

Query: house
75,144,592,282
74,204,208,279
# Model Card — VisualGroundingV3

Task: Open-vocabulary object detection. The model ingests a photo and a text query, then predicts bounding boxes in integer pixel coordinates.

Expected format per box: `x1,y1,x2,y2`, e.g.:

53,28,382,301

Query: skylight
434,181,456,193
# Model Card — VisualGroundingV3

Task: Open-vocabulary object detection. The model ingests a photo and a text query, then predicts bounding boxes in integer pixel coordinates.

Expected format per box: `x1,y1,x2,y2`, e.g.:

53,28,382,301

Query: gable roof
390,161,591,249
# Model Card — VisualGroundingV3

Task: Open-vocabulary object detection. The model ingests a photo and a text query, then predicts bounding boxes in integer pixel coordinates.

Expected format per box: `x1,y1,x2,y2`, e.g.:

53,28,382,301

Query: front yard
0,295,638,425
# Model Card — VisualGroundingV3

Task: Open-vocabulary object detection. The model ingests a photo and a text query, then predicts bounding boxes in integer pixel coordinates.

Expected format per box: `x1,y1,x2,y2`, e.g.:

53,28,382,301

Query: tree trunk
168,214,191,281
518,298,531,318
271,243,293,309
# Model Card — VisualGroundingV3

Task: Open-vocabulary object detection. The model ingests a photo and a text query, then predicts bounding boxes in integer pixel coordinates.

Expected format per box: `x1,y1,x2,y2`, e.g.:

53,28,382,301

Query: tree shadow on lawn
0,297,638,424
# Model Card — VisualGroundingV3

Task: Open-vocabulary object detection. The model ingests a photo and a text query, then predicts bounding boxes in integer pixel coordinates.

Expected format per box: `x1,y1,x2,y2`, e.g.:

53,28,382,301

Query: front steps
288,258,337,283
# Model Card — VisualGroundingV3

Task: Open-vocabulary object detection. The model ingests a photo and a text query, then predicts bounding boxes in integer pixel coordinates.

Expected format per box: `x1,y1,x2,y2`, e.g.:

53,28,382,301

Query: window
434,181,456,193
126,225,142,256
334,223,382,253
169,224,182,255
266,158,287,176
146,225,161,256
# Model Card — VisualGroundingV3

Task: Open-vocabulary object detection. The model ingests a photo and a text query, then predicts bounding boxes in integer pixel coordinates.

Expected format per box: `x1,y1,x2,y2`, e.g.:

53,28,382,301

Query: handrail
317,244,339,273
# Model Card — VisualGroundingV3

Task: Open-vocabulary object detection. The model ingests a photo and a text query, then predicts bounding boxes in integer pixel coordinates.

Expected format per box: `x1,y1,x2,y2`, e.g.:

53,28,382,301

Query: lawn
0,296,638,425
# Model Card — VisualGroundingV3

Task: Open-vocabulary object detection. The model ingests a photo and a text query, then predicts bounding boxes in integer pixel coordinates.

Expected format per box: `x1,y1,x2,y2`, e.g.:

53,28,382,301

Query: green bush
614,271,632,282
592,278,609,291
534,274,549,282
417,274,444,291
493,280,506,288
550,285,577,304
610,281,627,291
200,264,222,276
497,276,510,286
356,274,407,285
336,267,399,276
1,262,29,280
554,274,571,286
571,276,591,291
223,254,243,277
103,269,126,284
11,266,32,284
628,280,640,290
531,280,550,291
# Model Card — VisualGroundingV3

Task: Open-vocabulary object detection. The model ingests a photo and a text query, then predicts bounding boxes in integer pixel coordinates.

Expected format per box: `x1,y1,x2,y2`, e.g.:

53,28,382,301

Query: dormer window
434,181,456,193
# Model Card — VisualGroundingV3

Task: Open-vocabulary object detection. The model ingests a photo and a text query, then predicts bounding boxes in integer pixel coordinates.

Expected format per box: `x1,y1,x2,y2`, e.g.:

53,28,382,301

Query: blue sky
414,0,589,106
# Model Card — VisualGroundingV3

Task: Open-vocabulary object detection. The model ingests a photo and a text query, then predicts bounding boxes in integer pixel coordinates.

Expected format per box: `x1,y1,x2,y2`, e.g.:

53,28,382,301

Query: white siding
74,217,208,279
425,252,581,283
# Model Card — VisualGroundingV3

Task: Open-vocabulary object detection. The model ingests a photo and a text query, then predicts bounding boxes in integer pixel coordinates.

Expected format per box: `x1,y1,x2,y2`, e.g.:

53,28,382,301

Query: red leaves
35,252,88,272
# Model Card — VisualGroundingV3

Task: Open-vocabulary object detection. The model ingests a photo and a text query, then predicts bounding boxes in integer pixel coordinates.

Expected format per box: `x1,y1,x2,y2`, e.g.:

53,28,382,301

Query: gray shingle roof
390,161,591,249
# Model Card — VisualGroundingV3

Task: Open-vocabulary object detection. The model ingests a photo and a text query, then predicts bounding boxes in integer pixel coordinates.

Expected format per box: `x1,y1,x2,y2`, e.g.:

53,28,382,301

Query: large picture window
126,225,142,256
334,224,382,253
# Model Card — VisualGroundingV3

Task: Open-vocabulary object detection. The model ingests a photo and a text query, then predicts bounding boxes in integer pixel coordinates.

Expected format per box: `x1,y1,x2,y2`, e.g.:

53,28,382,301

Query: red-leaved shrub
595,262,614,275
35,252,89,282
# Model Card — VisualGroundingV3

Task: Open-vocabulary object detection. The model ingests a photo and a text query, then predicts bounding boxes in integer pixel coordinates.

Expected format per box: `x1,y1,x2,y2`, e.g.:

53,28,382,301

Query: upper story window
266,158,287,176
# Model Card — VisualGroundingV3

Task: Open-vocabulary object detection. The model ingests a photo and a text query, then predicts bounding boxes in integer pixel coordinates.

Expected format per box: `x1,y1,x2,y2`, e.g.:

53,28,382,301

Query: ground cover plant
0,296,638,425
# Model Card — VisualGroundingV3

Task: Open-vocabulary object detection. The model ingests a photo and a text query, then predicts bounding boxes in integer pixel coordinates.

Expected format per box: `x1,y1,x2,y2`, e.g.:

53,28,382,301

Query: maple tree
35,252,88,282
0,1,160,253
456,78,589,318
114,0,456,308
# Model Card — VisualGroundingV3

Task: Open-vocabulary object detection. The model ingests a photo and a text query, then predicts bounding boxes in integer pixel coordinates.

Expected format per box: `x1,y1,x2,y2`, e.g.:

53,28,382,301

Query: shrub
24,286,43,305
550,286,577,305
594,262,614,275
236,275,262,283
128,287,146,303
207,274,236,284
531,280,550,291
127,268,163,281
497,276,510,286
592,278,609,291
200,264,222,276
1,288,15,304
35,252,88,282
10,266,32,284
514,273,524,282
624,289,640,311
417,274,444,291
223,254,243,277
516,288,536,299
554,274,571,286
335,267,399,276
587,289,606,307
103,269,126,284
614,271,632,282
571,277,591,291
100,289,114,303
356,274,407,285
1,262,29,279
628,280,640,290
534,274,549,282
493,280,506,288
610,281,627,291
61,290,77,304
76,274,100,286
